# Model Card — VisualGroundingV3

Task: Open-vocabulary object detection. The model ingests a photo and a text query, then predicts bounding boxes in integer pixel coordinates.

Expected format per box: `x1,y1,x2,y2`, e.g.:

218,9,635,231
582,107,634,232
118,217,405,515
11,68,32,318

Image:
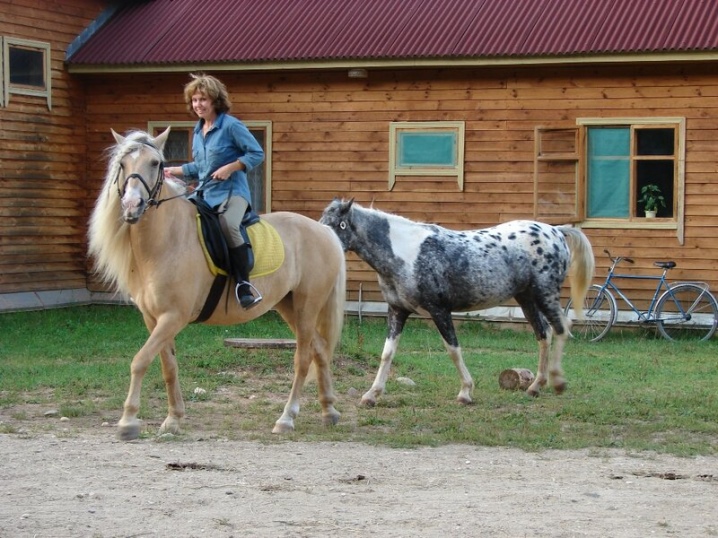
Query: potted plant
638,184,666,218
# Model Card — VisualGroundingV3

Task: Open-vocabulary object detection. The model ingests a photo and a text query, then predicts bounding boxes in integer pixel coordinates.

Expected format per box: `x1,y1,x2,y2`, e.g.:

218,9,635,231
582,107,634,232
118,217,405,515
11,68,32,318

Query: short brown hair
183,73,231,115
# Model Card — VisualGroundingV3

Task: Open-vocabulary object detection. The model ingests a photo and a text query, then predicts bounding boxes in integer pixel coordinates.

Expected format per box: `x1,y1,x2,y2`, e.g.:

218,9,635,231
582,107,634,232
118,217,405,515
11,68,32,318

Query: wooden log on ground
224,338,297,349
498,368,535,391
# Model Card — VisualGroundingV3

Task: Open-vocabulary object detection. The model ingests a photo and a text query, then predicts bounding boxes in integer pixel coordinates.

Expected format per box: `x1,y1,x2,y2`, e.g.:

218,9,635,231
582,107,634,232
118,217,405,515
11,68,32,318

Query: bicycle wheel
564,284,616,342
655,283,718,341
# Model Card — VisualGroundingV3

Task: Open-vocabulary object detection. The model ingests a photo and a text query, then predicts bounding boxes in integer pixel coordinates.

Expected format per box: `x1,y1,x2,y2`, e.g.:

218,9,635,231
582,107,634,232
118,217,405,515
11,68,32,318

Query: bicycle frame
595,258,711,324
597,269,669,323
568,249,718,341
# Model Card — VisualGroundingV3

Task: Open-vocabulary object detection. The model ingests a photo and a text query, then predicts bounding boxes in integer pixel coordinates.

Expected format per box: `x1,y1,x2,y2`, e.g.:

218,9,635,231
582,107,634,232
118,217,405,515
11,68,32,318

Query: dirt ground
1,425,717,538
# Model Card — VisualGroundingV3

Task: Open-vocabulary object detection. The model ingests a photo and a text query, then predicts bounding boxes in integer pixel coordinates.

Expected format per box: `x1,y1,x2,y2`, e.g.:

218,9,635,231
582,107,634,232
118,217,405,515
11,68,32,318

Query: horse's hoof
322,411,341,426
526,388,540,398
457,396,473,405
117,422,141,441
272,420,295,434
159,417,181,436
553,382,566,395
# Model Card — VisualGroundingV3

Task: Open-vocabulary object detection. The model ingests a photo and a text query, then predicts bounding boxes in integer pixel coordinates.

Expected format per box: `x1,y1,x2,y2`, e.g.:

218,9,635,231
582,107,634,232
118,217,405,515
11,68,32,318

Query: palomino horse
320,199,594,405
88,128,346,440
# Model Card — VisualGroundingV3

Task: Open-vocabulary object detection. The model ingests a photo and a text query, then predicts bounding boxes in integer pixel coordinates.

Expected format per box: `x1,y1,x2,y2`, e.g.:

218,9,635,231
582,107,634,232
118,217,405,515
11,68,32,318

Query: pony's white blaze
388,219,431,267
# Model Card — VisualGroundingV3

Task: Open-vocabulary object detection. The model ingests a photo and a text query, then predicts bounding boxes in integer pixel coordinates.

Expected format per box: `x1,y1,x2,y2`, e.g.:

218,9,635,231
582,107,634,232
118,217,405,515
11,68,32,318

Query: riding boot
228,245,262,309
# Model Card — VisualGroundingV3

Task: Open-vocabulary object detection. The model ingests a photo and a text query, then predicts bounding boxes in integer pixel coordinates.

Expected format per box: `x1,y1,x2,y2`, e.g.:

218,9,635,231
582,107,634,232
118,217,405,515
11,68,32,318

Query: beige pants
218,195,249,248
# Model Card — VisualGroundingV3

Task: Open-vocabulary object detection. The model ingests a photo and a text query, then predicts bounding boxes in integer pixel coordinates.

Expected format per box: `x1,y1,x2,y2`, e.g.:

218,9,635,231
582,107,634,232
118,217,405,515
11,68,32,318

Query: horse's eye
339,222,347,230
151,159,160,167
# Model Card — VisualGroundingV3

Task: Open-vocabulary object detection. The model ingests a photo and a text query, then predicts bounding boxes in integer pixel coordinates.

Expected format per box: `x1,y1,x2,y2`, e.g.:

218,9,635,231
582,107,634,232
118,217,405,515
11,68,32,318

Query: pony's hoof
526,388,540,398
117,421,141,441
553,382,566,395
359,397,376,407
272,420,295,434
360,391,378,407
457,395,473,405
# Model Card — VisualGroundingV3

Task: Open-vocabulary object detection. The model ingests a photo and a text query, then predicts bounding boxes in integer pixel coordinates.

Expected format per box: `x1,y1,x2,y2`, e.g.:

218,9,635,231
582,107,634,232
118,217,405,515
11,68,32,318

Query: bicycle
564,249,718,341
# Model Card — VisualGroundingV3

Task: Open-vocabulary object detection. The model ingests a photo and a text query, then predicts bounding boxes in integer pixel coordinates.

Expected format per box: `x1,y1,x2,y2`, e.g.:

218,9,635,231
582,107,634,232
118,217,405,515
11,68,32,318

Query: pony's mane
354,200,430,228
88,131,169,298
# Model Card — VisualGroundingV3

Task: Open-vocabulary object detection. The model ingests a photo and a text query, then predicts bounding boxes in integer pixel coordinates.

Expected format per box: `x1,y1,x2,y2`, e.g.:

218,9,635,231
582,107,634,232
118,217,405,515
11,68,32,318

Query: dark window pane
636,160,674,217
164,130,190,164
9,46,45,87
248,129,266,213
636,128,674,156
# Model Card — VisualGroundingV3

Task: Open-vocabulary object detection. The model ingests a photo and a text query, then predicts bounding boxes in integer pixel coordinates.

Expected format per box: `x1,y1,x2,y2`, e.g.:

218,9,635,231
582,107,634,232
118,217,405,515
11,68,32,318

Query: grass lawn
1,304,717,455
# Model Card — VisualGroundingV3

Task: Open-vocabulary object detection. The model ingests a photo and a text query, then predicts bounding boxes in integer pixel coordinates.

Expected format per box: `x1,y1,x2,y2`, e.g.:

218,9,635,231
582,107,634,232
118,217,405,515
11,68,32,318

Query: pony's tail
561,227,595,321
307,234,346,382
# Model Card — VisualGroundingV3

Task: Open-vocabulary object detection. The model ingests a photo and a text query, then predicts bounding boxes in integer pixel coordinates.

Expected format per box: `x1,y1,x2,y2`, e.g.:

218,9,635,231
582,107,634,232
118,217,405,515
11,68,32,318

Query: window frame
148,120,273,213
388,121,465,191
577,117,685,243
2,37,52,109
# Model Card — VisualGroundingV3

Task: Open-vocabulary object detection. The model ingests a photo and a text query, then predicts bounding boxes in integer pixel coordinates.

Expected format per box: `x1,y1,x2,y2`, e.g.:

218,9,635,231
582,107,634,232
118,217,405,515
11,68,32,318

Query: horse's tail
560,227,595,321
307,232,346,382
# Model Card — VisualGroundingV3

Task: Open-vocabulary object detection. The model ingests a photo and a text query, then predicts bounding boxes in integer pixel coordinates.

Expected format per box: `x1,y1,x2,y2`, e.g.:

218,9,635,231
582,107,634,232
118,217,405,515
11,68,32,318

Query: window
2,37,52,109
149,121,272,213
534,118,686,243
388,121,465,190
586,125,676,219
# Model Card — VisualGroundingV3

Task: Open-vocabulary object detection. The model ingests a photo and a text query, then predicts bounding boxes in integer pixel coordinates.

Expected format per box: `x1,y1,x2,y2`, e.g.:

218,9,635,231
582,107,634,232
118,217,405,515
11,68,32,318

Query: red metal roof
66,0,718,67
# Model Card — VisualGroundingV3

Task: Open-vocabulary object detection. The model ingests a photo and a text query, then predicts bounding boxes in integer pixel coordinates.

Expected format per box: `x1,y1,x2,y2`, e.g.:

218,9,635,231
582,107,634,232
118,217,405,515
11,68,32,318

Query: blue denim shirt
181,112,265,208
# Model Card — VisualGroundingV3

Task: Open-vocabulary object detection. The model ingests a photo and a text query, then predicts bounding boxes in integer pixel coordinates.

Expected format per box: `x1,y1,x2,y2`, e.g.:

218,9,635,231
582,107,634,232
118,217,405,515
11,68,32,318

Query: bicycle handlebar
603,249,676,270
604,249,634,265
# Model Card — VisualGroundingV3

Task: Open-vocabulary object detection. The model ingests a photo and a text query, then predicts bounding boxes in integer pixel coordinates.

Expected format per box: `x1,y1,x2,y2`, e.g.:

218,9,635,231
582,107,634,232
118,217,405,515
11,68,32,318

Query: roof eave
65,51,718,75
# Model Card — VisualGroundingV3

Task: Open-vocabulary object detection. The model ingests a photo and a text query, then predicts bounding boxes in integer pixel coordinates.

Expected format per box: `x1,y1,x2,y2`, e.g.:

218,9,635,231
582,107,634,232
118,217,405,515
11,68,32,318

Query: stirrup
235,281,263,310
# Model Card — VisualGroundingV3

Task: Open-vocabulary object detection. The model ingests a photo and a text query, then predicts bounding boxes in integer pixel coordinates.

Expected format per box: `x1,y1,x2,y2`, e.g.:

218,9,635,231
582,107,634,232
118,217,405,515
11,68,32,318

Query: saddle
190,198,284,322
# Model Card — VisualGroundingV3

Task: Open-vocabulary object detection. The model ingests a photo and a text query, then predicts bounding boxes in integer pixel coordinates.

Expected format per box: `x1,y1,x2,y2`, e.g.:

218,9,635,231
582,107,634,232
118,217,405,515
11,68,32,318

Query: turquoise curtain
587,128,630,217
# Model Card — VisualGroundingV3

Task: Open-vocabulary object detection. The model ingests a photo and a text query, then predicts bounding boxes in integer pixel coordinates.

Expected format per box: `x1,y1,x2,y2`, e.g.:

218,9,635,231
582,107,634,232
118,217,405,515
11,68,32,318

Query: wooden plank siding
77,63,718,308
0,0,106,294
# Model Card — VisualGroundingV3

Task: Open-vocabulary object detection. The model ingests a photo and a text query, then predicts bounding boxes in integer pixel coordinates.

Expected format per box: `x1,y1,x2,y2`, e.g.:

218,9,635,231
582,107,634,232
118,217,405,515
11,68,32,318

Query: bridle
113,141,186,213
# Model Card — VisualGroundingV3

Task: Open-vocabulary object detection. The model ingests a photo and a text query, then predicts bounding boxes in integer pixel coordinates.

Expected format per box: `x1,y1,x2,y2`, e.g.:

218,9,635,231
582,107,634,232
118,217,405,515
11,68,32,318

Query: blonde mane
87,131,183,298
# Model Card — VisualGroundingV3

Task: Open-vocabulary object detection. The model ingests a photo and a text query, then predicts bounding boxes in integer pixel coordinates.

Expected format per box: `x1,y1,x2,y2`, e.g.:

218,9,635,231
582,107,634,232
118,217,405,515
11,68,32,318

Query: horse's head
110,127,171,223
319,198,357,251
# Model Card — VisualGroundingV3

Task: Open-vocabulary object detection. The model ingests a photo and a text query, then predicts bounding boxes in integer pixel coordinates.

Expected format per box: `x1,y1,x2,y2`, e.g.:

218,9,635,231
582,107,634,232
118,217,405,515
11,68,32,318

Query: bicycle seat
654,261,676,269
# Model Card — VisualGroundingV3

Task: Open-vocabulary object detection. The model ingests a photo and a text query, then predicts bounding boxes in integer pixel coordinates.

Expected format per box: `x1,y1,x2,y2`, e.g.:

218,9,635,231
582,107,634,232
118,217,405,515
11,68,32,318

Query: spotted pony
320,199,595,405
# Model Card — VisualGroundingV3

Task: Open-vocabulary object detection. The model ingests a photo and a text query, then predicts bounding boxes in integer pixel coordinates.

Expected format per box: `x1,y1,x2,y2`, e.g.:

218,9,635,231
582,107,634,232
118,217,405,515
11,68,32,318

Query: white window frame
577,117,686,243
2,37,52,110
388,121,465,191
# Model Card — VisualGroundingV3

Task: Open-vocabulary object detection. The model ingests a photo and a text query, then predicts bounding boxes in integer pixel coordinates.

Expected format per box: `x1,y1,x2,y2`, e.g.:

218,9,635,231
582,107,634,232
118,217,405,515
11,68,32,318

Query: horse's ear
339,198,354,215
153,126,171,151
111,129,125,145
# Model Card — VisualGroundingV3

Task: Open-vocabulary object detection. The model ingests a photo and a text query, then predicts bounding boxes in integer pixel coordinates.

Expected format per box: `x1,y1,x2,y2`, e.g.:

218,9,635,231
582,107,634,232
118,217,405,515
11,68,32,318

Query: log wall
81,64,718,305
0,0,105,294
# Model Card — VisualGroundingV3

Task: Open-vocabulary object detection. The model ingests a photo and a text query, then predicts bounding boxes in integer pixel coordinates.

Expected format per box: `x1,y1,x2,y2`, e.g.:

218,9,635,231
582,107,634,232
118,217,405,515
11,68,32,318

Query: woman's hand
211,161,244,181
164,166,182,178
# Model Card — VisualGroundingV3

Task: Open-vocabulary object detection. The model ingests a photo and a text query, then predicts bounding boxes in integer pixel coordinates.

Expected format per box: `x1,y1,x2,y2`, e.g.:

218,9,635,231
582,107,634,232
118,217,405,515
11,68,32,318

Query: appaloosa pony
320,199,594,405
89,128,346,440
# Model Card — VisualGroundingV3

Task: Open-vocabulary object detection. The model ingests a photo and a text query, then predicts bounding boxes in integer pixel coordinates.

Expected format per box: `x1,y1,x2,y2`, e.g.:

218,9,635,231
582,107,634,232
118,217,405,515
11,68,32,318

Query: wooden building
2,0,718,319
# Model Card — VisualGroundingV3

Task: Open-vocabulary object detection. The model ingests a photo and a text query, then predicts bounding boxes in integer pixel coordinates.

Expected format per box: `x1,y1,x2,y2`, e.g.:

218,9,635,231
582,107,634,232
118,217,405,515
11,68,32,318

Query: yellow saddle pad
196,217,285,278
246,219,285,277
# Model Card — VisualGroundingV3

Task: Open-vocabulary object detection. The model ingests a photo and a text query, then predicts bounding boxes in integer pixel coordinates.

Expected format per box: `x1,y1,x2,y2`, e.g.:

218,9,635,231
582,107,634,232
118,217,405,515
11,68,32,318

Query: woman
165,73,265,309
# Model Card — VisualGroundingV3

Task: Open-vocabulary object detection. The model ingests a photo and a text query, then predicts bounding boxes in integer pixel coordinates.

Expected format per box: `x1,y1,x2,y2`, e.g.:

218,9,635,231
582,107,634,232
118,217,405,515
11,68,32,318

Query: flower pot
645,210,657,218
